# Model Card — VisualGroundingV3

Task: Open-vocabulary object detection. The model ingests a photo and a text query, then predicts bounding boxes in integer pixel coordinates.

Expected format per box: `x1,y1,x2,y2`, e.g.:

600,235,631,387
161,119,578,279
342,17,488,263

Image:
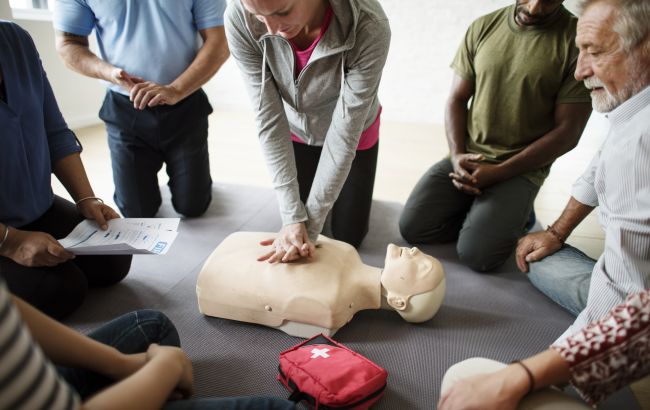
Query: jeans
399,158,540,272
0,196,131,319
293,140,378,248
527,244,596,316
100,90,213,218
58,310,295,410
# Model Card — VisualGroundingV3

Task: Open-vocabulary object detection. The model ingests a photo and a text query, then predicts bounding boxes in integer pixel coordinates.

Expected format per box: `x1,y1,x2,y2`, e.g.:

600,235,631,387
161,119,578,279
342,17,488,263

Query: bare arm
450,102,592,195
55,31,142,92
12,295,192,410
53,152,120,228
440,290,650,409
445,74,474,159
496,103,592,181
445,74,488,190
164,26,230,102
129,26,230,109
438,350,570,410
516,196,594,272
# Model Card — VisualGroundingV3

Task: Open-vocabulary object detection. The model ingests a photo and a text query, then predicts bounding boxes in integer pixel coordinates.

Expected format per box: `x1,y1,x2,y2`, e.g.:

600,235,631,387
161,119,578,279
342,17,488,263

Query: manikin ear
387,295,407,311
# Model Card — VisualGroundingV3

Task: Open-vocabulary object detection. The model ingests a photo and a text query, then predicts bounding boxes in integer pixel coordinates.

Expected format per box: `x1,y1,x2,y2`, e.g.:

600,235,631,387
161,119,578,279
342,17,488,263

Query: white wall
5,0,597,129
208,0,582,123
3,0,105,128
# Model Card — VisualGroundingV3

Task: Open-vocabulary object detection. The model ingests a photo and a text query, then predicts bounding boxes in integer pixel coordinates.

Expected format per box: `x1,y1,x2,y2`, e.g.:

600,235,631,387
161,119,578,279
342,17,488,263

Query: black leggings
0,196,132,319
293,141,378,248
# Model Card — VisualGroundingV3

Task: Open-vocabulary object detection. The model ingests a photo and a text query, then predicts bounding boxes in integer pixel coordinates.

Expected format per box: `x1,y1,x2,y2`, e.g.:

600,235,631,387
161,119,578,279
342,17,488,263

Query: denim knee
526,249,593,316
134,309,181,347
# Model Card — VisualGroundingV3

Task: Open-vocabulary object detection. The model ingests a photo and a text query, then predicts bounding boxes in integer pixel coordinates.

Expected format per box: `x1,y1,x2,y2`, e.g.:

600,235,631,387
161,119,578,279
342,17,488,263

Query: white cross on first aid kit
310,348,330,359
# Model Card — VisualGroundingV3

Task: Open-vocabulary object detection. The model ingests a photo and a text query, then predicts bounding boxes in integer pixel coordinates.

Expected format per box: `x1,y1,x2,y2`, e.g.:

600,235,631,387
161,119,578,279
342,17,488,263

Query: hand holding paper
59,218,180,255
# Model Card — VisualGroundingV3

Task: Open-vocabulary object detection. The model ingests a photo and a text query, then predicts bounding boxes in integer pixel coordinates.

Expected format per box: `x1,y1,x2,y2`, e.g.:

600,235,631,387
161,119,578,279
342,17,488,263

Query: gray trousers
399,158,540,272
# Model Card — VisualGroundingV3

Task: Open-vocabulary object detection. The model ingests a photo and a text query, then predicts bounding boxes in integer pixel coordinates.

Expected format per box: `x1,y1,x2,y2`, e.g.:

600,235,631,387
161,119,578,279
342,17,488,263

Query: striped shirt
558,85,650,341
0,281,80,410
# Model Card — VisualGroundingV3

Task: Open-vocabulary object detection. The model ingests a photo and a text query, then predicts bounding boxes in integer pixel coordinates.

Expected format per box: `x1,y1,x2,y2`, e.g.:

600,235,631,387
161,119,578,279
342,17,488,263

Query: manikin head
514,0,565,27
575,0,650,112
241,0,326,40
380,244,446,323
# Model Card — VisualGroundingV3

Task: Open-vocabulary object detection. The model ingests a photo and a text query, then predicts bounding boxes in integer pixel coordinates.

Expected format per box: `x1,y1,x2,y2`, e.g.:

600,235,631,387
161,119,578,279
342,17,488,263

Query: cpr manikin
196,232,446,338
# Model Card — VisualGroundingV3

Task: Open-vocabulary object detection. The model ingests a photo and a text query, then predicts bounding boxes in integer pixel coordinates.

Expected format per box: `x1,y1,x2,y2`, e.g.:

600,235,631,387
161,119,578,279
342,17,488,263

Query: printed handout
59,218,180,255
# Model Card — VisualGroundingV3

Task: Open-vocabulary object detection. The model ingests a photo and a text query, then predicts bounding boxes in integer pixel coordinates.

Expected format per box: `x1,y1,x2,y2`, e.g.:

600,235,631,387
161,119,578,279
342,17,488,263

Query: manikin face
514,0,564,26
381,244,443,312
575,1,648,113
241,0,323,40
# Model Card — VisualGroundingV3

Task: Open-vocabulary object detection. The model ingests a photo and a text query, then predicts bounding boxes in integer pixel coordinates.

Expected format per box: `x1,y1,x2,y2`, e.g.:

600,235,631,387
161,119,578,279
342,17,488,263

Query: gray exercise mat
64,184,639,409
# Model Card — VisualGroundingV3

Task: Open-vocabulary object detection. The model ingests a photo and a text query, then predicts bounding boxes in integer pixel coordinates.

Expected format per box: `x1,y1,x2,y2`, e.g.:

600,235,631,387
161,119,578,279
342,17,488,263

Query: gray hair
577,0,650,52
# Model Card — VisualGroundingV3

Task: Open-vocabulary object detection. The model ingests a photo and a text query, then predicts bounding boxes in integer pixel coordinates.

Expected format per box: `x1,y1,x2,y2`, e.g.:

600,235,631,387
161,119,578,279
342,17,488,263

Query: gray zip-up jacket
225,0,391,240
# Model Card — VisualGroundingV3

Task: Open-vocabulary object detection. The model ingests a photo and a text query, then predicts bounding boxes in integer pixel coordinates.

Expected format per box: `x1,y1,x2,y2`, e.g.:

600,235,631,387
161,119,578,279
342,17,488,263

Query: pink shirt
289,7,380,151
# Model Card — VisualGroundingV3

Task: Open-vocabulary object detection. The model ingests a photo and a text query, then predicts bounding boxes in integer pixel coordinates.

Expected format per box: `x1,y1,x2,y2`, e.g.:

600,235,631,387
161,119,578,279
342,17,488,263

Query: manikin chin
196,232,446,338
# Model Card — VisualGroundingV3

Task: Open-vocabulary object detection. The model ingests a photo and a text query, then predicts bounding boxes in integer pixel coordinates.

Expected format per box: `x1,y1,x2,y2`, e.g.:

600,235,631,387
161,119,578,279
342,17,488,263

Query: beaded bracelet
546,225,565,244
511,360,535,395
75,196,104,208
0,225,10,252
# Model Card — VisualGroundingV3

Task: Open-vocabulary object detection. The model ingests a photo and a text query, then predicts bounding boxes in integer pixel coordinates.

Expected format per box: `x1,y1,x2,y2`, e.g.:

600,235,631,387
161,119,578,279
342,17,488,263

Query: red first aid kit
278,334,388,409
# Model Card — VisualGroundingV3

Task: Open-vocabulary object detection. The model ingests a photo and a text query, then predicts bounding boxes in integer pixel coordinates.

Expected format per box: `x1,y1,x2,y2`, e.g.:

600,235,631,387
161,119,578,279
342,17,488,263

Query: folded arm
55,31,142,92
12,295,193,410
129,26,230,109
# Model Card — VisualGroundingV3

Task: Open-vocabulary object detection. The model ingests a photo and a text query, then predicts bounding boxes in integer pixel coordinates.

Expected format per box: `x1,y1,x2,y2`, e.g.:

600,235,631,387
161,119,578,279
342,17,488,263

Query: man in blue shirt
54,0,229,218
0,21,131,319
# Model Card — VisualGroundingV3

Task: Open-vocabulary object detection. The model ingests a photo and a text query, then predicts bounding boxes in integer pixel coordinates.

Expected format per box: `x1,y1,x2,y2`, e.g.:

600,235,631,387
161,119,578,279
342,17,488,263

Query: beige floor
60,108,650,408
58,107,605,258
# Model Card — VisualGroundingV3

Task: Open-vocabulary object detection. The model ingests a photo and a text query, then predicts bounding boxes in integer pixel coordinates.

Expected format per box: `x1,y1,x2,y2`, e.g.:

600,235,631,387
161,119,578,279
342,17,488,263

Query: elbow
561,126,586,154
54,41,74,68
218,41,231,65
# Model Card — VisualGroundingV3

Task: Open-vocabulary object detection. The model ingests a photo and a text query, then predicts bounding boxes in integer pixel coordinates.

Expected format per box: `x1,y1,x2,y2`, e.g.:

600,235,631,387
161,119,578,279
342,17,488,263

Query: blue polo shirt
53,0,226,95
0,21,81,227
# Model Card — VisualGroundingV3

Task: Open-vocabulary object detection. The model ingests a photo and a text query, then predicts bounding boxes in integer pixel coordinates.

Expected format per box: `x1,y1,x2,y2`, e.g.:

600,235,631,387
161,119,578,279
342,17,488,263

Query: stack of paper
59,218,180,255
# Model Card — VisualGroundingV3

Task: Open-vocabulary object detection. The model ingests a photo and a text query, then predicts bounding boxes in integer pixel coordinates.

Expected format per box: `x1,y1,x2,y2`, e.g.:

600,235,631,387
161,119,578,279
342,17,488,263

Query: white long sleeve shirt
558,85,650,341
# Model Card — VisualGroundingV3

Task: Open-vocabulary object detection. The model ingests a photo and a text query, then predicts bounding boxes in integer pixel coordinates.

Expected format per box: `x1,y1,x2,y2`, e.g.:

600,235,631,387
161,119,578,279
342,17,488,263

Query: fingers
451,179,482,195
260,242,304,263
130,85,157,110
449,170,478,186
282,245,300,262
300,242,314,258
91,207,108,230
515,239,532,273
259,238,275,246
148,93,166,107
46,241,74,266
525,247,551,264
102,205,120,221
257,249,275,262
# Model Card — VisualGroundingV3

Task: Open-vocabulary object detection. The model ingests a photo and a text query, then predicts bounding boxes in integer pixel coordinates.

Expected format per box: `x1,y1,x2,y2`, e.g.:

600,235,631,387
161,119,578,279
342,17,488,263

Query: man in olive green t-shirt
399,0,592,272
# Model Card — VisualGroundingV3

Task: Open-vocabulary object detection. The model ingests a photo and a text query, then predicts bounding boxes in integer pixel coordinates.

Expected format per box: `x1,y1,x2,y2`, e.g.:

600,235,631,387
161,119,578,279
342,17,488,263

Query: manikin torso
197,232,445,338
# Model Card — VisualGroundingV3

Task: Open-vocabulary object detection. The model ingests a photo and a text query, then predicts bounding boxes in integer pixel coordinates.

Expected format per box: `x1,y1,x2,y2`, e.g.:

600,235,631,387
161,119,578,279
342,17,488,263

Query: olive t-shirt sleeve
450,23,478,80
